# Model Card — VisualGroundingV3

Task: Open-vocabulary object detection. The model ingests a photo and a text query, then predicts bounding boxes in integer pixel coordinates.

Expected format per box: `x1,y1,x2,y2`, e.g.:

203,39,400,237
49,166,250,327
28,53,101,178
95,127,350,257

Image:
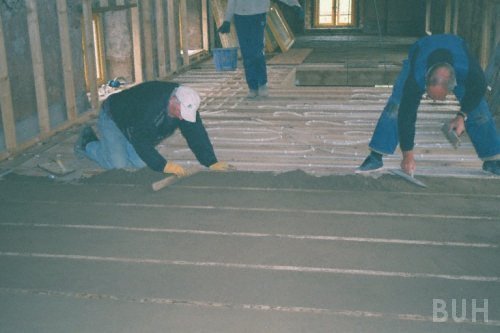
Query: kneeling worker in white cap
75,81,232,176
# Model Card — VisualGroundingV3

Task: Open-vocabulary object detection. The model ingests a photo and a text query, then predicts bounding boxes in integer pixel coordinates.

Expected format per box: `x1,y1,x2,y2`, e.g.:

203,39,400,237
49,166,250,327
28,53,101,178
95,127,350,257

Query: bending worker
218,0,301,99
74,81,231,176
357,34,500,176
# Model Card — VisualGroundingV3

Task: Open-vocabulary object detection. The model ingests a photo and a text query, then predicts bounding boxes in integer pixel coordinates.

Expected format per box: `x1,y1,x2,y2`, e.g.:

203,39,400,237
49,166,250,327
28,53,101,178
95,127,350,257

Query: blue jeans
234,13,267,91
369,60,500,160
84,102,146,169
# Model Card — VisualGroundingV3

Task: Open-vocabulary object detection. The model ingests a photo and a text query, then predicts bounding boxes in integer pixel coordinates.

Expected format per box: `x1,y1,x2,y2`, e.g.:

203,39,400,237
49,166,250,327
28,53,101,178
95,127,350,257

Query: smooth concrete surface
0,170,499,332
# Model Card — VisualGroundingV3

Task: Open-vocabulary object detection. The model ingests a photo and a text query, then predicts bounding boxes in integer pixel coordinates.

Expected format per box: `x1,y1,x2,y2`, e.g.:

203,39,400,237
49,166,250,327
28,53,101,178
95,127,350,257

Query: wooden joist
167,0,178,73
141,0,154,80
180,0,189,67
0,11,16,150
131,5,143,83
82,0,99,110
155,0,168,78
56,0,77,122
26,0,50,136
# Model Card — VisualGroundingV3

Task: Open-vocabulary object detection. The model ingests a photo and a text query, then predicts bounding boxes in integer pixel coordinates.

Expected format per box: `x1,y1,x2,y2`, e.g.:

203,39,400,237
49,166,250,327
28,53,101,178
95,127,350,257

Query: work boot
258,84,269,97
247,89,258,99
74,126,98,157
356,152,383,173
482,160,500,175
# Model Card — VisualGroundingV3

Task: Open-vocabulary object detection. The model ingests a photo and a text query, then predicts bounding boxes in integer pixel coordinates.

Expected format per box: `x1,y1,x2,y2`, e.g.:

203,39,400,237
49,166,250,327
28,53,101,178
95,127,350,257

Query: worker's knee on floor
105,155,129,169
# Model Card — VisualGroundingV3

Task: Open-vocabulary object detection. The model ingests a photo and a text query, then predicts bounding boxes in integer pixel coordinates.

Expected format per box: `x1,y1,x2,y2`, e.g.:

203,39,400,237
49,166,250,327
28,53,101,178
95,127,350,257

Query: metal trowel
389,169,427,188
441,122,460,149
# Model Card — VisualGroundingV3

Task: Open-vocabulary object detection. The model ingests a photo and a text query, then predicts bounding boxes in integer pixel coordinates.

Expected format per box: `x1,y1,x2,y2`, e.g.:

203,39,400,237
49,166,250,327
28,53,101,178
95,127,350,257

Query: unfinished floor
0,37,499,332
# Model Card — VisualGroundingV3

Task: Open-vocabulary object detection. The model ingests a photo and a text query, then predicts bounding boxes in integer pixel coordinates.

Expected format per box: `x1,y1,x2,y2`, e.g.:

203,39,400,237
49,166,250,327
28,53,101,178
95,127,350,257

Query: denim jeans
369,60,500,160
84,102,146,169
234,13,267,91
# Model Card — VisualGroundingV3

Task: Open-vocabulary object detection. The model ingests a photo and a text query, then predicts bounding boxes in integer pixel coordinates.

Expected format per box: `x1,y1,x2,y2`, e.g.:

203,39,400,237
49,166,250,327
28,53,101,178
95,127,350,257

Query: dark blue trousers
234,13,267,91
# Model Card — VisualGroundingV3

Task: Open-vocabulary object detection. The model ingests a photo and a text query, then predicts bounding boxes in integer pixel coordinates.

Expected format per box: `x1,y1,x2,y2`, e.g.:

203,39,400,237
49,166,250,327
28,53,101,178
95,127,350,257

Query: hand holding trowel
441,112,467,149
389,150,427,187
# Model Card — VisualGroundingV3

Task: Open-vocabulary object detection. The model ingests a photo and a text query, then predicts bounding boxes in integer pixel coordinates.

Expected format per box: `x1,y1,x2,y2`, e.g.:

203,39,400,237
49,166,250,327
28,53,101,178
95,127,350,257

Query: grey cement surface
1,170,500,332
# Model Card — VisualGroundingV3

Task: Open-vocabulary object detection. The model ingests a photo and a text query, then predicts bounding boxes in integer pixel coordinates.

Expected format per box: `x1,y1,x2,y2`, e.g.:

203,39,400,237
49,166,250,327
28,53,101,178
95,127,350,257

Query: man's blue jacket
398,34,487,151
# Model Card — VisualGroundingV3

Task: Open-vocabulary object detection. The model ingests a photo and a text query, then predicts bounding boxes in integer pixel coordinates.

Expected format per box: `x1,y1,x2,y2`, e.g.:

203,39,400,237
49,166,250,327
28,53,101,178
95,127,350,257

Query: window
315,0,356,27
82,13,106,88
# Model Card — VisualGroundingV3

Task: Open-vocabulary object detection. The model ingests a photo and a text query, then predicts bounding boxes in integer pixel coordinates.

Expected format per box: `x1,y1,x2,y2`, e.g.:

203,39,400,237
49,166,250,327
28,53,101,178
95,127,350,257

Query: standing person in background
218,0,302,99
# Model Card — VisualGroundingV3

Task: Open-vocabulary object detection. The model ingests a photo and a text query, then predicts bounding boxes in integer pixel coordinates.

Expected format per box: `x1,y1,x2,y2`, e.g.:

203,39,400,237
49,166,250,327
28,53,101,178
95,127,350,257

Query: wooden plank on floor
268,48,312,65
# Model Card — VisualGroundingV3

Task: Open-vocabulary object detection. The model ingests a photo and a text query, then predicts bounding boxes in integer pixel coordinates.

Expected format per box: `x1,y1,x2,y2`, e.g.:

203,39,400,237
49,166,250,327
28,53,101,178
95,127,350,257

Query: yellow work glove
164,161,188,177
209,161,235,171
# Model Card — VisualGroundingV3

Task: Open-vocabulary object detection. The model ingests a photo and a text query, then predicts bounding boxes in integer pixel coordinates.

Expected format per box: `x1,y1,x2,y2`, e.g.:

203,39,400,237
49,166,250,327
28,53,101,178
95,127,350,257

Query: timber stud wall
0,0,210,161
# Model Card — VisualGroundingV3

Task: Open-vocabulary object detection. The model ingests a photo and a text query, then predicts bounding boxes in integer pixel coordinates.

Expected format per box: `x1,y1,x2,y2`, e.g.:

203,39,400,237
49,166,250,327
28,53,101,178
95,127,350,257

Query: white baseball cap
175,86,200,122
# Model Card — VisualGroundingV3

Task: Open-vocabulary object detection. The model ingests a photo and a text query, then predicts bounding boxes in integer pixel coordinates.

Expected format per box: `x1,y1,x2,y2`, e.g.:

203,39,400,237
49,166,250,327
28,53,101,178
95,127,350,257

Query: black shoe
74,126,98,157
356,154,383,173
482,160,500,175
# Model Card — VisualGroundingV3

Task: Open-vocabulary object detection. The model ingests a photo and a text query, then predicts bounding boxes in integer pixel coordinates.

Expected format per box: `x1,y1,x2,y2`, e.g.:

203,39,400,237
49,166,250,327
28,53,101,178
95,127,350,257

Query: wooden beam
480,0,493,68
56,0,77,122
98,0,108,82
444,0,451,34
425,0,432,35
141,0,154,80
26,0,50,135
82,0,99,110
155,0,168,78
92,4,136,13
0,11,16,150
92,0,138,12
202,0,209,51
131,5,143,83
208,0,215,50
167,0,178,72
180,0,190,66
452,0,459,34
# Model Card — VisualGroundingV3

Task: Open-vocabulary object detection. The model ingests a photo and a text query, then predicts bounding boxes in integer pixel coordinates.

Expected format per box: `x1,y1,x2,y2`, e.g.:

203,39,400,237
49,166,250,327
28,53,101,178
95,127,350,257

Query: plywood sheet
268,48,312,65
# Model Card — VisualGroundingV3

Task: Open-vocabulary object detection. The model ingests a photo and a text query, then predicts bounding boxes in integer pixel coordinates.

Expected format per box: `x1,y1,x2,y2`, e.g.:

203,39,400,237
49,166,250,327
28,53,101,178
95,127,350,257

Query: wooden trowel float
152,167,202,191
152,164,237,191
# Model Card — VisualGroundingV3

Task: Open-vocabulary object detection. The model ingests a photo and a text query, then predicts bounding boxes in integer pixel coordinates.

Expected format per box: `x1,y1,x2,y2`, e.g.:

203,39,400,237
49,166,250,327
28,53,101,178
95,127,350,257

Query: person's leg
464,99,500,164
252,13,267,90
357,60,411,172
234,13,267,94
368,101,400,155
368,60,411,155
125,141,147,168
85,104,145,169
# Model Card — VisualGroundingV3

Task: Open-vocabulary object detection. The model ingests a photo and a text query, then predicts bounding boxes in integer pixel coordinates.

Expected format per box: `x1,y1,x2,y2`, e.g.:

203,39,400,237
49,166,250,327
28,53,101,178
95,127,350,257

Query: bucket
213,47,238,71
